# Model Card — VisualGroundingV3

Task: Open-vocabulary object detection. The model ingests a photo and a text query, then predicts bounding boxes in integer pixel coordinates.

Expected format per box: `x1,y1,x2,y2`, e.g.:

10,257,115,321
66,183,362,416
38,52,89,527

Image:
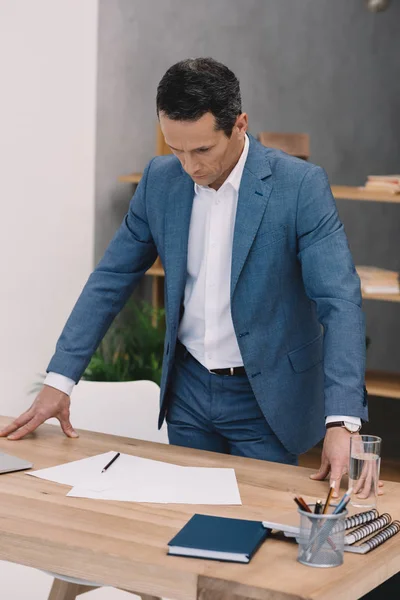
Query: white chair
46,379,168,600
69,379,168,444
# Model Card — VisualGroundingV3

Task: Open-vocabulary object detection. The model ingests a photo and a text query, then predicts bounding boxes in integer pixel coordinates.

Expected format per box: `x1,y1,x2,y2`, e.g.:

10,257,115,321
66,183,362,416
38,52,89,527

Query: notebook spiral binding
363,521,400,552
345,513,391,545
345,509,379,530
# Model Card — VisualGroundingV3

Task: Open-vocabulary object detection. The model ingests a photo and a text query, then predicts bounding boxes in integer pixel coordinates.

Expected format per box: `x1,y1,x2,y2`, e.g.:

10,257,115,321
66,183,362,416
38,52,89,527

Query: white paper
80,454,182,492
27,452,116,486
69,464,241,504
28,451,241,505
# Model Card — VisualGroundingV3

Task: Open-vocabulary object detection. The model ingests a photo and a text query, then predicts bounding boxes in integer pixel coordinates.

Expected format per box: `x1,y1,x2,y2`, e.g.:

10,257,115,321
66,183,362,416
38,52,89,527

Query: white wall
0,0,98,417
0,4,158,599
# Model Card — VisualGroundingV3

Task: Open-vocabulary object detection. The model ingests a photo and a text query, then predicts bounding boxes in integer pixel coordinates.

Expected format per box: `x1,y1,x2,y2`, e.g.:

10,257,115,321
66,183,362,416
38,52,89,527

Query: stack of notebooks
361,175,400,194
262,509,400,555
356,266,400,295
167,511,400,563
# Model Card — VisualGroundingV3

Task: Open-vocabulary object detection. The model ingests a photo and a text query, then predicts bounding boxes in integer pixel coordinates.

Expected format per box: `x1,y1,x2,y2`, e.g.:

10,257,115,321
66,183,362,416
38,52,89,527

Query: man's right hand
0,385,79,440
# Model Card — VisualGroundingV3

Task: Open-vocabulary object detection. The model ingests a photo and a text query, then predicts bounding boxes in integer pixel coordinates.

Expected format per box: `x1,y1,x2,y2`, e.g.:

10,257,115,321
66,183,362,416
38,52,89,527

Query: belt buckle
209,367,235,376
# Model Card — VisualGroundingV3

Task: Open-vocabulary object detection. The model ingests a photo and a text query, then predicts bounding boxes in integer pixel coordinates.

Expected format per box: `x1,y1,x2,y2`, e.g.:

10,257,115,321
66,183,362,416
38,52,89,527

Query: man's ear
235,113,248,136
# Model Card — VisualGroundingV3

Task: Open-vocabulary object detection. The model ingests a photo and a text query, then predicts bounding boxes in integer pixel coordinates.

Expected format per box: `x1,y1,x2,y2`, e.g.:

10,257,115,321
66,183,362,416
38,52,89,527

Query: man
0,58,368,497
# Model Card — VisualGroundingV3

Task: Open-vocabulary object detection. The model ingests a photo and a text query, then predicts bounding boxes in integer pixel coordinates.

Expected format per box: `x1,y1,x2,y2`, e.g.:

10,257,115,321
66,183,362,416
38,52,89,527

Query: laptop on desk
0,452,32,474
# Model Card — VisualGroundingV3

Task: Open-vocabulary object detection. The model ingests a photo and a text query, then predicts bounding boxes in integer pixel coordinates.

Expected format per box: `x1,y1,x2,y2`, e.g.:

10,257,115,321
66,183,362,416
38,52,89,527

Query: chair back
70,379,168,444
257,132,310,160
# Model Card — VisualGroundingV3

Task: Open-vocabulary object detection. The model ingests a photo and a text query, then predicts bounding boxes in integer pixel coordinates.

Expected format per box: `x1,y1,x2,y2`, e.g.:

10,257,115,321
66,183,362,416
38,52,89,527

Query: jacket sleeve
47,159,158,382
296,165,368,420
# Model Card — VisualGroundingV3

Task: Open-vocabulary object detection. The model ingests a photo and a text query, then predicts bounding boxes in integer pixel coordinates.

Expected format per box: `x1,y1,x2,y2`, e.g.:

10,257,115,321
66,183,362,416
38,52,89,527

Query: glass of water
349,435,381,508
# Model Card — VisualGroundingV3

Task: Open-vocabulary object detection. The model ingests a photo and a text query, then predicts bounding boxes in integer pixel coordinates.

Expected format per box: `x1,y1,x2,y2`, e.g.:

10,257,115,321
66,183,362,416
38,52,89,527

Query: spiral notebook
262,509,400,555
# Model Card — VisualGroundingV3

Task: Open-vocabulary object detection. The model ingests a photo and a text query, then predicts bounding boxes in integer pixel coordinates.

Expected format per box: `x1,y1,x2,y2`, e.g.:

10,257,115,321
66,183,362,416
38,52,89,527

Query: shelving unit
332,186,400,400
118,173,400,401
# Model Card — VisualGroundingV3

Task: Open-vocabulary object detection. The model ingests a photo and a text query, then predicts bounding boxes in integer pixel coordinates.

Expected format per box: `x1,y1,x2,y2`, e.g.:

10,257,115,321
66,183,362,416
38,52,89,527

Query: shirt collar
194,133,249,194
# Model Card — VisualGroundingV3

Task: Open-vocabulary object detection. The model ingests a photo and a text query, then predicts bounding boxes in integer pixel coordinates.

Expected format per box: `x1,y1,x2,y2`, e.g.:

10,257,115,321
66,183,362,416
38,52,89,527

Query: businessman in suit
1,58,370,496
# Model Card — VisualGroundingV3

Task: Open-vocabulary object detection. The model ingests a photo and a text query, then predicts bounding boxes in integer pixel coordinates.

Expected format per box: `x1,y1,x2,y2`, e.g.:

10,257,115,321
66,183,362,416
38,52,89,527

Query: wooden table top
0,415,399,600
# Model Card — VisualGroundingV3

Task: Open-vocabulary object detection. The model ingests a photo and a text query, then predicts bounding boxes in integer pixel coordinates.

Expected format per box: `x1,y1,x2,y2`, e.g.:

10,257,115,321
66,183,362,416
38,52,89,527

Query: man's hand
310,427,384,498
310,427,351,497
0,385,78,440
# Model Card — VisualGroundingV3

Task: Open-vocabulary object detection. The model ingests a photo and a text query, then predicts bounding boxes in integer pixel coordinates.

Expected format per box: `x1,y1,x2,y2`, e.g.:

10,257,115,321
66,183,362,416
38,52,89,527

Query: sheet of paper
27,451,241,505
27,452,116,486
81,453,182,492
68,464,241,504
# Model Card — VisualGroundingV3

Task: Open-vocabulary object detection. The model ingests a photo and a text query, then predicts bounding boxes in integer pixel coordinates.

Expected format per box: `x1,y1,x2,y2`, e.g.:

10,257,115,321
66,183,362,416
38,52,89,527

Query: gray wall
95,0,400,372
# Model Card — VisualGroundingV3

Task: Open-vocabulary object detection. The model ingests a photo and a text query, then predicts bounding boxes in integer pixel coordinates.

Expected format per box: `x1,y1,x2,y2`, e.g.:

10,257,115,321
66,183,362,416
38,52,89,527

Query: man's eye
197,148,210,153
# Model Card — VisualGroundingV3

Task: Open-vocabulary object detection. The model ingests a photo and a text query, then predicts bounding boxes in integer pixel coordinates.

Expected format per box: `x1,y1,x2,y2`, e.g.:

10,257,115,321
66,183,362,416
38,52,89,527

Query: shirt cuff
325,415,362,427
44,372,76,397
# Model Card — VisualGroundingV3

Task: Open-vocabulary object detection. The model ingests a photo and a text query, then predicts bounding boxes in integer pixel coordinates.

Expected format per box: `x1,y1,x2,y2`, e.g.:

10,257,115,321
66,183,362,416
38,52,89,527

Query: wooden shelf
366,370,400,399
118,172,142,184
118,178,400,204
146,266,164,277
130,175,400,403
332,185,400,204
145,271,400,398
362,291,400,303
146,266,400,304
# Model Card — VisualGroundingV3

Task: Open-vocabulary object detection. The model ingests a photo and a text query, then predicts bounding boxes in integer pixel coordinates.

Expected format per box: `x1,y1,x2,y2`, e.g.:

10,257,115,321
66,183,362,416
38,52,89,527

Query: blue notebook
167,513,269,563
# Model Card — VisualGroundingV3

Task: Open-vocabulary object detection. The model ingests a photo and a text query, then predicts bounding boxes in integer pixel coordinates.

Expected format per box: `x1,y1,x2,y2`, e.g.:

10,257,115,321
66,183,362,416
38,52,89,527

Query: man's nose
182,154,200,175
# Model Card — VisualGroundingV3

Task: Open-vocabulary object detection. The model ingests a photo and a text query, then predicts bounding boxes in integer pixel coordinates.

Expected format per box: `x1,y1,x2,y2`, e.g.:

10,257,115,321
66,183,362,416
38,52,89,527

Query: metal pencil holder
297,504,348,568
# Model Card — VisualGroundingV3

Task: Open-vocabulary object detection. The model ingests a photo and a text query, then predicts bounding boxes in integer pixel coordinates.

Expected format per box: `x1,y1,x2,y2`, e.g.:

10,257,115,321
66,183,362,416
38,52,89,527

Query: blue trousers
166,342,298,465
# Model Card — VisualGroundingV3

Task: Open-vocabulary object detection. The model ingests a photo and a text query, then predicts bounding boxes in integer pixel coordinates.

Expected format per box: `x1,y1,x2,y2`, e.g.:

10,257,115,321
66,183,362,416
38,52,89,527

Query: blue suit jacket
47,135,368,454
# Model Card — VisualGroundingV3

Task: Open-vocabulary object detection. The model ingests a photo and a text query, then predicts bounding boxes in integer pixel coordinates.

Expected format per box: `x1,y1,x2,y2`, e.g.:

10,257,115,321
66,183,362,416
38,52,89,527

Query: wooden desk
0,415,399,600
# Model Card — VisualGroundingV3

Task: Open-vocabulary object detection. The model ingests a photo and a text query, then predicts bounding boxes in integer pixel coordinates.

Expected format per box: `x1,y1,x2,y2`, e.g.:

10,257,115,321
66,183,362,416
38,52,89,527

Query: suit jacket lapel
231,136,273,298
164,171,194,323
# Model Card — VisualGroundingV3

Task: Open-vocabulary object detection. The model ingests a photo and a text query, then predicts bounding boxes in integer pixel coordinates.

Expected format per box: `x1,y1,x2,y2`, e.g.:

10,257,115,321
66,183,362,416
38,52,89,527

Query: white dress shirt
44,134,360,427
177,134,249,369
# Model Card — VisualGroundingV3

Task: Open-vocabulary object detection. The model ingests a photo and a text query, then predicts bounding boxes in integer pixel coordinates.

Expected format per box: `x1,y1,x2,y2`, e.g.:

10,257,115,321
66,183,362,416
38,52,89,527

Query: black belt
176,340,246,377
209,366,246,376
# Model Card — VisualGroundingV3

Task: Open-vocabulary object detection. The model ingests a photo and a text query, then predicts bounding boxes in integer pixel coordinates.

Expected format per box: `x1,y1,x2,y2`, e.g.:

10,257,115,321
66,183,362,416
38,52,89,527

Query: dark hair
156,58,242,137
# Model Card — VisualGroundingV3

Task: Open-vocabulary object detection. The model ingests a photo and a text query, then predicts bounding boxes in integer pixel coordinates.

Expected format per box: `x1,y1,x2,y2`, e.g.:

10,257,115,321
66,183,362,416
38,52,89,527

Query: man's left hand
310,427,384,498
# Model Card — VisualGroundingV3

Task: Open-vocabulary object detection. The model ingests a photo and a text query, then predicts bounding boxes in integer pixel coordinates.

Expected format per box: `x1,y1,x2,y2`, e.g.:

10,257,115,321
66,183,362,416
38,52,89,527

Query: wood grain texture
118,172,142,184
48,579,97,599
362,292,400,303
332,185,400,203
366,371,400,400
0,416,399,600
257,132,310,161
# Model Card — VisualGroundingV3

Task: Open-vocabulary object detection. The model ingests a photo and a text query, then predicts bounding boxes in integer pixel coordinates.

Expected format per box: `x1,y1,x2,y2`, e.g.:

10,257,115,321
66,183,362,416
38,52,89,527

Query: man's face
159,111,247,189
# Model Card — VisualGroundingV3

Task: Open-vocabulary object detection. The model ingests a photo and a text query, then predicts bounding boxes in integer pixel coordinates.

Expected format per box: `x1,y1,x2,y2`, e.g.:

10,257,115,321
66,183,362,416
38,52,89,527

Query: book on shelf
359,175,400,194
262,508,400,555
356,266,400,294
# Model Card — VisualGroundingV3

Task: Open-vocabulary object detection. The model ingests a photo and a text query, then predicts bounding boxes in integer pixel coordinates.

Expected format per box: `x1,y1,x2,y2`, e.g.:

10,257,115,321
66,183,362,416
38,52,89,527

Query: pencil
102,452,120,473
294,497,311,512
322,482,336,514
298,497,312,512
333,488,353,514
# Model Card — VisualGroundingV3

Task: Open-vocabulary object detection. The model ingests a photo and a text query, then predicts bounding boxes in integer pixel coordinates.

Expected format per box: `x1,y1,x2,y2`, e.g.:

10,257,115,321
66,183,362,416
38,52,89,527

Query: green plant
82,299,165,384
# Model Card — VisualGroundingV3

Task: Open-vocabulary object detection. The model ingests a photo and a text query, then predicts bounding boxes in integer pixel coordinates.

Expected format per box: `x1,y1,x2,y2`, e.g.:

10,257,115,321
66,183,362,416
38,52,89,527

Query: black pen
314,500,323,515
102,452,120,473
